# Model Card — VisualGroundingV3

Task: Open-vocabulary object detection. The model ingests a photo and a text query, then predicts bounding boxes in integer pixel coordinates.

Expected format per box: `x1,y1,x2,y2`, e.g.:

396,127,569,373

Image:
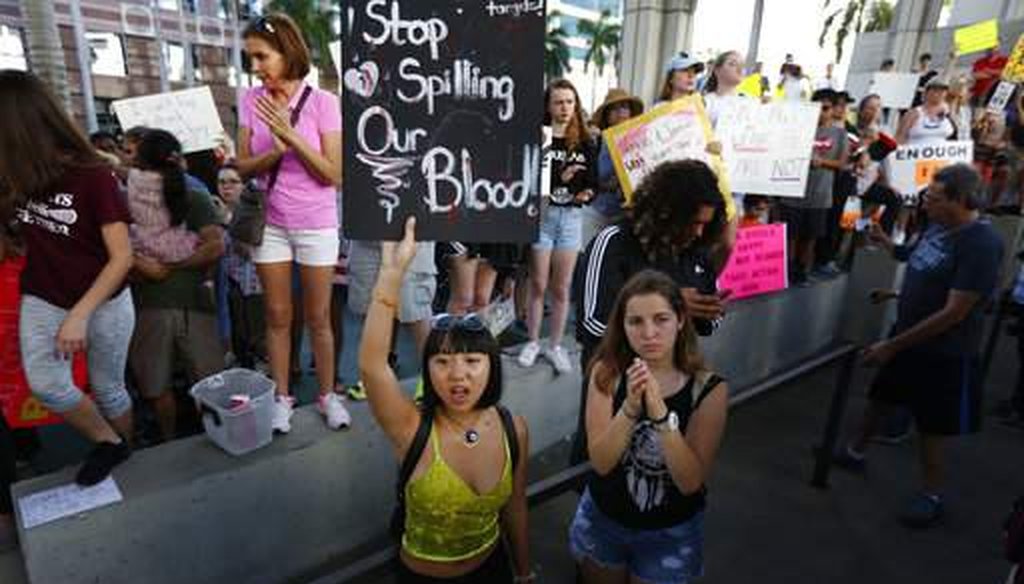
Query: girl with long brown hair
518,79,597,375
570,269,728,584
0,70,135,486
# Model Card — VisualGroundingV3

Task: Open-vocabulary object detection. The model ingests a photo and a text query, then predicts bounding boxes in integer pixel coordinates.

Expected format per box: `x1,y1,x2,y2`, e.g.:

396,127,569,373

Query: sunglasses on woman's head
431,313,486,332
254,16,276,35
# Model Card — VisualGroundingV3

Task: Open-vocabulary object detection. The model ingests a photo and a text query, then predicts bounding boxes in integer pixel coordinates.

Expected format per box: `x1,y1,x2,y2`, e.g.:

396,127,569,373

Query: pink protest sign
717,223,788,300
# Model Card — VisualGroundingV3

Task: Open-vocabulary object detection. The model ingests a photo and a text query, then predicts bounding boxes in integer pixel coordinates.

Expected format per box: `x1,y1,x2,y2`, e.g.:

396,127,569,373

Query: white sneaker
517,341,542,368
547,345,573,375
271,395,294,434
318,392,351,430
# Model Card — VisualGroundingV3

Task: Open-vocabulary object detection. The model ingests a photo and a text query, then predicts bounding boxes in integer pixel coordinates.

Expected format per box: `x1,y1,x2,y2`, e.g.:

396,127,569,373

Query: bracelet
513,572,537,583
372,292,399,311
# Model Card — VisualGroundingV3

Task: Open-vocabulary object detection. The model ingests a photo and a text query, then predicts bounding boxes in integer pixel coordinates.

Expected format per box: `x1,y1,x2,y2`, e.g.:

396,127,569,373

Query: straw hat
594,88,644,129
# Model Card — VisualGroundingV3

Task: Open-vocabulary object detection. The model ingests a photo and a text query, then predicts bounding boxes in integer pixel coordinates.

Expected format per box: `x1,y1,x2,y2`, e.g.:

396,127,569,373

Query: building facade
0,0,339,138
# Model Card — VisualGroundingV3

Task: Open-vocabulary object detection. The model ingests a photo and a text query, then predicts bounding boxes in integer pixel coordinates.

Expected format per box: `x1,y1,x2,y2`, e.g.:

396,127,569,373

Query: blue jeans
570,489,705,584
535,205,582,251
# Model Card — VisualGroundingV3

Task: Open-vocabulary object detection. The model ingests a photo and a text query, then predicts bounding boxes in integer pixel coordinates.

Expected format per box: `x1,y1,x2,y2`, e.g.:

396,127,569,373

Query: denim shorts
535,205,582,251
569,489,704,584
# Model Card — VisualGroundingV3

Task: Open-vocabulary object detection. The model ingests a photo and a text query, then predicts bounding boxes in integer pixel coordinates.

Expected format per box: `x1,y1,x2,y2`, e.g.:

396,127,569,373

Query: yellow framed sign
602,96,735,219
1003,34,1024,83
953,19,999,56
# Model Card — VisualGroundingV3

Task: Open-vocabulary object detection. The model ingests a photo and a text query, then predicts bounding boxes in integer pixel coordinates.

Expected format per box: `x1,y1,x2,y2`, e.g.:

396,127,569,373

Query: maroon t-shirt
17,165,132,310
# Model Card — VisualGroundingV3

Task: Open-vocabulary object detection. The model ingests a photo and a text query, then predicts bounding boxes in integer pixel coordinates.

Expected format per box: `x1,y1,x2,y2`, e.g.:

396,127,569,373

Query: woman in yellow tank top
358,218,532,583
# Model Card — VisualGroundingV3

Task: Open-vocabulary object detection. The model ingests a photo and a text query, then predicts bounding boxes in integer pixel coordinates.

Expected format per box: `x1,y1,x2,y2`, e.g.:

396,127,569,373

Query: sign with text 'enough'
603,96,735,219
717,223,788,301
714,99,819,198
342,0,545,242
887,141,974,206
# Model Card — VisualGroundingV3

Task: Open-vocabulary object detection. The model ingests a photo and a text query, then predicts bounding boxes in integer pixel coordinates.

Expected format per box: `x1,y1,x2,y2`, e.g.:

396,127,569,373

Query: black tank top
588,372,723,530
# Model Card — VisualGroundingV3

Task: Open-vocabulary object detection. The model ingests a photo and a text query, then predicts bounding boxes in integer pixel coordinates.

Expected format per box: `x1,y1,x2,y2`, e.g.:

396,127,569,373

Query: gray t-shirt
790,125,847,209
893,221,1004,356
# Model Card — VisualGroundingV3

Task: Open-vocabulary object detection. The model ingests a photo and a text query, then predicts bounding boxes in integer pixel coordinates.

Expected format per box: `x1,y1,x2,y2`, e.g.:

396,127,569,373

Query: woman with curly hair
570,269,729,584
570,159,728,465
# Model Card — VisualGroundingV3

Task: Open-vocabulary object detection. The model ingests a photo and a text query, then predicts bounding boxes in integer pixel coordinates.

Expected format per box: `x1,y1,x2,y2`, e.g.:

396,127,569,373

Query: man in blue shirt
836,164,1005,528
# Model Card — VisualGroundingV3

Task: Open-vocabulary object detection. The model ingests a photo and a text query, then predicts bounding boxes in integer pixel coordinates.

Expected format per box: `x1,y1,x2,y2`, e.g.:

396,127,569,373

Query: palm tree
19,0,71,110
545,10,572,82
266,0,340,74
818,0,894,64
577,10,621,109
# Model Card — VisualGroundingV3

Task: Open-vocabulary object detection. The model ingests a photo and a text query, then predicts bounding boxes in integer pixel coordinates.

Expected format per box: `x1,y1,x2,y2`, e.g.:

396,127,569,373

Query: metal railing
311,342,861,584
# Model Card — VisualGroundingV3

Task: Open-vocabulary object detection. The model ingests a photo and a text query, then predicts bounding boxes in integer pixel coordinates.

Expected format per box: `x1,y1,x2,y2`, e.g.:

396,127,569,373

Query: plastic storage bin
190,369,276,456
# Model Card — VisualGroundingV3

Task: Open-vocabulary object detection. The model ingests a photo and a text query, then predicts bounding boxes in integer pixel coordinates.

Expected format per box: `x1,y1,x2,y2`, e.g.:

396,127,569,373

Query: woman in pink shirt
236,13,347,433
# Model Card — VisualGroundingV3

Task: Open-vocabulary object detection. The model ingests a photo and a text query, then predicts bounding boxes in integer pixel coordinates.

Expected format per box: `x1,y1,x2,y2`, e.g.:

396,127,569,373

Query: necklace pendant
464,429,480,447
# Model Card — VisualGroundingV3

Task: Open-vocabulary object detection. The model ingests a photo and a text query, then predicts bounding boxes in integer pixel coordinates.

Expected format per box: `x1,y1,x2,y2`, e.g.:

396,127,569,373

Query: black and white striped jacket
574,224,721,353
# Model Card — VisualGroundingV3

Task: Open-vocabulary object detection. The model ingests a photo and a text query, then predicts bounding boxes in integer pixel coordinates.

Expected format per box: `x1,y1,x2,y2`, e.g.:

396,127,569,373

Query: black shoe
76,441,132,487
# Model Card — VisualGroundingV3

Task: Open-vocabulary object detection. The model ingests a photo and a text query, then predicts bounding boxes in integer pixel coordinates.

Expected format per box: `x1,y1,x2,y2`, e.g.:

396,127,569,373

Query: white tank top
907,106,955,144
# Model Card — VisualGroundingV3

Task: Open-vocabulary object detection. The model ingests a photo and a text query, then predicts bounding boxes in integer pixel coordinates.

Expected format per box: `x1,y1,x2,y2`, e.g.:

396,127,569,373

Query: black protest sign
342,0,545,242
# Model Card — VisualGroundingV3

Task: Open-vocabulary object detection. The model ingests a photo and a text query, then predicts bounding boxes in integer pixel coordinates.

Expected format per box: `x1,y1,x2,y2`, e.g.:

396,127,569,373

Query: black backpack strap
496,405,520,473
692,372,725,411
398,412,433,493
265,85,314,194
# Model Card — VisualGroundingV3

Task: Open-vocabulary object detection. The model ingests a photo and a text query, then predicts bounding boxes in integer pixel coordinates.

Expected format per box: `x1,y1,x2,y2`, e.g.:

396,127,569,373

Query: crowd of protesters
1,10,1022,583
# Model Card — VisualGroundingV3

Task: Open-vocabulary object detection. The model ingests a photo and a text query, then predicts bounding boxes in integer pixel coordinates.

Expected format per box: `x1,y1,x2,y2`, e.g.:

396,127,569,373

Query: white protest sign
866,72,920,109
112,86,224,153
18,477,123,529
988,80,1017,113
886,140,974,205
714,99,820,197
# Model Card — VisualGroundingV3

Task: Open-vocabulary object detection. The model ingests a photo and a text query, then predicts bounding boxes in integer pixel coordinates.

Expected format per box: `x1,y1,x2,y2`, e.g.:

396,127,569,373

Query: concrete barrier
12,274,864,584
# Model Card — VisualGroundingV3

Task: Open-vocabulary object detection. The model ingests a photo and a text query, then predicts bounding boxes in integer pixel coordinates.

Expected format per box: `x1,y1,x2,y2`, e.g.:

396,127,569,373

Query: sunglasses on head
254,16,276,35
431,313,486,332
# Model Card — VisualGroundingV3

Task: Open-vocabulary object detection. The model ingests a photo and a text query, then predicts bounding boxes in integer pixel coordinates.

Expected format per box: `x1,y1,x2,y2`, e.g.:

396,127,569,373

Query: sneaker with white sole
547,345,573,375
518,341,542,368
272,395,294,434
319,392,352,430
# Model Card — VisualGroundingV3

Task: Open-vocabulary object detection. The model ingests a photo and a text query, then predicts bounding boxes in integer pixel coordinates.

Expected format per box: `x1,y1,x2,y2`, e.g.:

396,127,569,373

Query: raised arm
357,218,422,457
586,362,642,475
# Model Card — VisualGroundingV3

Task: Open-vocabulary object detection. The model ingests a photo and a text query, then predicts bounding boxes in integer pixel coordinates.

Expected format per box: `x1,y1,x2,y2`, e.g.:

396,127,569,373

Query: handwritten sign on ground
954,18,1000,56
887,140,974,206
717,223,788,300
341,0,545,242
112,86,223,153
1,258,87,428
604,96,735,218
18,477,123,529
1003,34,1024,82
714,100,819,197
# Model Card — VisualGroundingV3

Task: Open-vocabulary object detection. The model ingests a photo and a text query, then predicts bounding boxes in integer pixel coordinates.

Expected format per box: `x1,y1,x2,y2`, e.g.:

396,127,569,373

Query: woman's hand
254,95,297,152
574,189,595,204
380,217,418,275
55,312,88,358
560,164,585,184
629,359,668,421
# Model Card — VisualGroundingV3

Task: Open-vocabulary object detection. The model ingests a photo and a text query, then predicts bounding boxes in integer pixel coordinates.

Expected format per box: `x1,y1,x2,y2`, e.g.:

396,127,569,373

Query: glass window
191,45,203,81
85,32,127,77
0,25,27,71
164,41,186,81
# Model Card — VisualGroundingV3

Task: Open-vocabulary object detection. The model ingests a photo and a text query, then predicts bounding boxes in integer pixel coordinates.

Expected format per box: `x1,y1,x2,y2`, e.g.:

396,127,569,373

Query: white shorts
251,224,339,267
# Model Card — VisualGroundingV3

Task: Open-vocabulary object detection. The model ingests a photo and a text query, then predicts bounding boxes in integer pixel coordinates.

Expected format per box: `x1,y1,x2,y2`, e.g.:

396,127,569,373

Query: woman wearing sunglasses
359,218,532,583
237,13,346,433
